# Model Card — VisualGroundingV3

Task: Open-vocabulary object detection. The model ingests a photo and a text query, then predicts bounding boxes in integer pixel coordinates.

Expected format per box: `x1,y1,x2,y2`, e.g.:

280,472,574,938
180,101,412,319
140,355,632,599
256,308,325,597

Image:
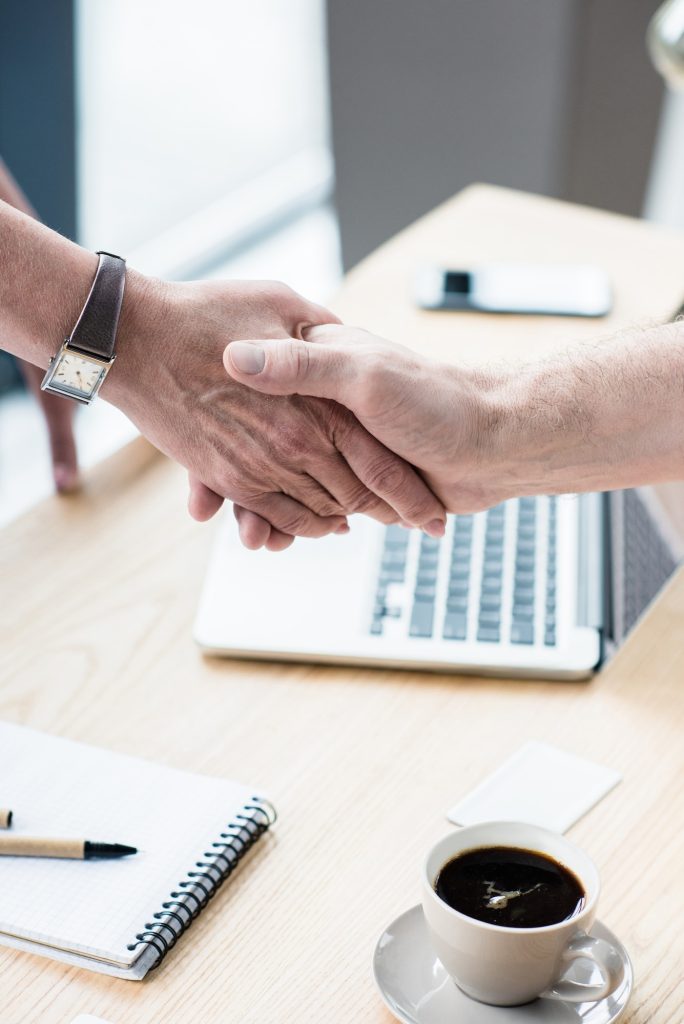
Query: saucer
373,906,633,1024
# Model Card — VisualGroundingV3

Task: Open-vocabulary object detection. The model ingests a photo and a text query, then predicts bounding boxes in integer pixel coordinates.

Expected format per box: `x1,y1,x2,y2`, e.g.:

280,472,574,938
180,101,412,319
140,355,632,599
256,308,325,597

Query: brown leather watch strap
69,251,126,361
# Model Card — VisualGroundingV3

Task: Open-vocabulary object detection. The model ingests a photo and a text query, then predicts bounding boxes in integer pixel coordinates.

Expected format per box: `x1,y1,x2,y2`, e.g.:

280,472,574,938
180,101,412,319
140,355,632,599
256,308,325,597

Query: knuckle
345,487,374,513
277,509,312,536
312,495,342,518
267,279,296,308
286,340,311,380
363,455,408,497
267,278,290,296
347,488,383,516
368,503,401,525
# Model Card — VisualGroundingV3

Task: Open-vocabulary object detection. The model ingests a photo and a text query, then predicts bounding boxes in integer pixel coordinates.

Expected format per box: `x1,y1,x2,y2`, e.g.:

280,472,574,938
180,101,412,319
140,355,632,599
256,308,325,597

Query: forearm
0,200,99,367
0,198,156,403
484,320,684,495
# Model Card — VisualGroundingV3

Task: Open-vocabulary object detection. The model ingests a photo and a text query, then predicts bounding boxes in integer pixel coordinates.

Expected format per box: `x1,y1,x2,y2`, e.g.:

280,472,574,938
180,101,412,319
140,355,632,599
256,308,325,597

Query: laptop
194,487,683,681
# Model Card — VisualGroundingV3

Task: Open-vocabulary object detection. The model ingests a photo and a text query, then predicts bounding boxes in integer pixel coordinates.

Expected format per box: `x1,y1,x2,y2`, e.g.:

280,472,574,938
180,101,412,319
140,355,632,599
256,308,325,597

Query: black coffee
435,846,585,929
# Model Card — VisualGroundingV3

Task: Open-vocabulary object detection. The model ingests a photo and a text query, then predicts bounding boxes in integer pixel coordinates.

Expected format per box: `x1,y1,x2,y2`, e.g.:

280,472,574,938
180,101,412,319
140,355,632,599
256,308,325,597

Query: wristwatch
41,251,126,405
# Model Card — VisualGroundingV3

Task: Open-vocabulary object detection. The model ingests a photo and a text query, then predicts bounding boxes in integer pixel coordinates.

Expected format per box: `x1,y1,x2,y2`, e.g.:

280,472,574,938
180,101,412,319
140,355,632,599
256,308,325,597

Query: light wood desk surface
2,186,684,1023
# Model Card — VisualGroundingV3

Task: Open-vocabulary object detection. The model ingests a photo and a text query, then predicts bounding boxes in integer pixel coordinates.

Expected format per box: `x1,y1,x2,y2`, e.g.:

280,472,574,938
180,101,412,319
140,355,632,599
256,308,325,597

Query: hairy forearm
484,320,684,495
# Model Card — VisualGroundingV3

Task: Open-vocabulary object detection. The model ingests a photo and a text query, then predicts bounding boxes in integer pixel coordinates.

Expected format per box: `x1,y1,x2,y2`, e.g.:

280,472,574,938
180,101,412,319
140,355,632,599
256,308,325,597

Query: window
76,0,332,276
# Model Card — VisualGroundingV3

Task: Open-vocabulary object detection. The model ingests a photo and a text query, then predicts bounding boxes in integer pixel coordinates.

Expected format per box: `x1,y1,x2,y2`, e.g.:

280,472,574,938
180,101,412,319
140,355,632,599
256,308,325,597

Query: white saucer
373,906,633,1024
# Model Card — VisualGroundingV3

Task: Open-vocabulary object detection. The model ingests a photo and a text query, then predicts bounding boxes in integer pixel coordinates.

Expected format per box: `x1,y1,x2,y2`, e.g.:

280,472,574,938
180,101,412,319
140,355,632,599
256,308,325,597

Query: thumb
223,337,359,403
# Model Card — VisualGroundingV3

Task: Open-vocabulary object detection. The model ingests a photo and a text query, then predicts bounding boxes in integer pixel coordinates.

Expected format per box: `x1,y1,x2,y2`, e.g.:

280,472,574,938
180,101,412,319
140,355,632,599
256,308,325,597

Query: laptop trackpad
195,513,383,650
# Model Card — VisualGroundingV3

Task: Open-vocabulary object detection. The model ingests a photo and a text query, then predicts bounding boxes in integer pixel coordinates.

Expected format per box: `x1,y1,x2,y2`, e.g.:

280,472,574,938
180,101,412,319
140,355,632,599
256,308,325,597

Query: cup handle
542,931,625,1003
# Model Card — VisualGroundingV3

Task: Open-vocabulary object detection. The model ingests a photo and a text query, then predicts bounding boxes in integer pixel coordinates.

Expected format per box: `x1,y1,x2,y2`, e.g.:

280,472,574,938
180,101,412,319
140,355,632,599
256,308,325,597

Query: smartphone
415,263,612,317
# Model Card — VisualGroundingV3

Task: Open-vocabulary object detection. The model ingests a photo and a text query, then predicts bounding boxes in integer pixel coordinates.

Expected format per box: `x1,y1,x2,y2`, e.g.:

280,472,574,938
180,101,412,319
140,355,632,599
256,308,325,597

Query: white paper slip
447,741,622,833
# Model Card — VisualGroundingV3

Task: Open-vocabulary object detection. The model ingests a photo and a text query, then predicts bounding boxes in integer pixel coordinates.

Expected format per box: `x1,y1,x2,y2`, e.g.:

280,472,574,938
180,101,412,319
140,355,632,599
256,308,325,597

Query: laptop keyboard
370,497,559,646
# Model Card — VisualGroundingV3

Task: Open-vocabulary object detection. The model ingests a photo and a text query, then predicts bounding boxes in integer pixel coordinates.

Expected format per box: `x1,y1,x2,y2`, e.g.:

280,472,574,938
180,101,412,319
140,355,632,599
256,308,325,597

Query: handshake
3,163,681,545
101,273,684,550
104,275,461,551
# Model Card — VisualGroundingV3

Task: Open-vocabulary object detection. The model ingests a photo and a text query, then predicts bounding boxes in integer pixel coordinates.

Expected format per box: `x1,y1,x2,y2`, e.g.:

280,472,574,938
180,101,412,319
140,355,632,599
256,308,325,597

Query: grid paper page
0,722,255,966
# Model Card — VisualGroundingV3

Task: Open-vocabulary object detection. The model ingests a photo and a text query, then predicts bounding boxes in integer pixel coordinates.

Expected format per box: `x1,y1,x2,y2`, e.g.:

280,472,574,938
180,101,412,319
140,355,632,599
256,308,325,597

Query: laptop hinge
576,492,604,629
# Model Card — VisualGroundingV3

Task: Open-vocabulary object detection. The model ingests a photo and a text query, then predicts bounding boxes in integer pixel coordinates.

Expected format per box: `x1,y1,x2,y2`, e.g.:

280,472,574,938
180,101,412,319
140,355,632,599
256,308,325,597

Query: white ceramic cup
421,821,625,1007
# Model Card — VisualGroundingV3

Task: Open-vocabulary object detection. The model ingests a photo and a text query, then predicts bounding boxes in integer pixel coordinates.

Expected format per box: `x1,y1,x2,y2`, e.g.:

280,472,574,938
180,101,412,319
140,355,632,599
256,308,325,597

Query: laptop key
386,525,408,543
477,626,500,643
410,601,435,638
379,569,405,584
444,612,468,640
450,569,471,583
449,580,469,594
511,623,534,644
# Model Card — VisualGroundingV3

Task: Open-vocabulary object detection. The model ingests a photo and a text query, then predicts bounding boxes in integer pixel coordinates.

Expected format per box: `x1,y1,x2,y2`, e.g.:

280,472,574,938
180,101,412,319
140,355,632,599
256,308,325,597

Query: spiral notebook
0,722,275,980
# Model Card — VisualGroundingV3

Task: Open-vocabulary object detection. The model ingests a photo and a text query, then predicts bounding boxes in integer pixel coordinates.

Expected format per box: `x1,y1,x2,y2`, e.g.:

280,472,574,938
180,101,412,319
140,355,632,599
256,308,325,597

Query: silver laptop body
194,488,682,681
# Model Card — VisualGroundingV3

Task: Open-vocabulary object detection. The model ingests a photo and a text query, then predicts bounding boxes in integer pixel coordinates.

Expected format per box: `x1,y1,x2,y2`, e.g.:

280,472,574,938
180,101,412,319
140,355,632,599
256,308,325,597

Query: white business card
447,741,622,833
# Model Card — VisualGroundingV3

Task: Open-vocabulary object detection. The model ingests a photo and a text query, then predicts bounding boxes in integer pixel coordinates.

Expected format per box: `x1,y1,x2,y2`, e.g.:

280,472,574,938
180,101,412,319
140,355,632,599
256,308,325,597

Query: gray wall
327,0,663,269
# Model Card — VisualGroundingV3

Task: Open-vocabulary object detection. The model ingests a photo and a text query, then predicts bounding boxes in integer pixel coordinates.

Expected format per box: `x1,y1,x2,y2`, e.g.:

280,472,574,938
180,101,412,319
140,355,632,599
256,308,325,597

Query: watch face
51,353,104,397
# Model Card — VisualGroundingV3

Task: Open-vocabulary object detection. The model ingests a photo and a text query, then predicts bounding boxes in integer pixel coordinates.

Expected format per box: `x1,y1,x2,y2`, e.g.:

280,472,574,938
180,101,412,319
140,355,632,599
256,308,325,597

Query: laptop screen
606,487,684,646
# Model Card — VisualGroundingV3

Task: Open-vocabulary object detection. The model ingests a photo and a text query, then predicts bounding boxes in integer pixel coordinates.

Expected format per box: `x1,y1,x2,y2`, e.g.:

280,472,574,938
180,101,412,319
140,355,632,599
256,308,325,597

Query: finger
188,474,224,521
265,530,296,552
236,507,296,553
233,505,272,549
292,303,342,337
224,336,358,403
247,492,348,539
337,426,446,536
316,454,400,525
283,287,342,336
225,338,445,532
43,399,79,493
19,360,81,493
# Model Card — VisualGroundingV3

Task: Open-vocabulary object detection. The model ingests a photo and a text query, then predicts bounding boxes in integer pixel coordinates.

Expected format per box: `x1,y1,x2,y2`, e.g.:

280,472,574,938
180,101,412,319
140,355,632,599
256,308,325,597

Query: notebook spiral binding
126,797,276,969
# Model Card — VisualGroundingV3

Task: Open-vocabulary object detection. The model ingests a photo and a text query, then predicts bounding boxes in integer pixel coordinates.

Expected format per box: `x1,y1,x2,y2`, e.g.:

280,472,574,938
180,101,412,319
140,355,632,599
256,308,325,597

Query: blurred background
1,0,683,524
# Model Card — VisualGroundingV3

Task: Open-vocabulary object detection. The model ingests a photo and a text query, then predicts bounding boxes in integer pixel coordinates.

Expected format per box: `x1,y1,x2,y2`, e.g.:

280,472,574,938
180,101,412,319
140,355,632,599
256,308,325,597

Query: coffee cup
421,821,625,1007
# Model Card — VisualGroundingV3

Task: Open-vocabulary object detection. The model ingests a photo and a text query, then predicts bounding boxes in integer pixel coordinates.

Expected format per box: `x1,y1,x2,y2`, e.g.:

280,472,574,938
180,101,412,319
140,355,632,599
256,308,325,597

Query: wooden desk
1,186,684,1023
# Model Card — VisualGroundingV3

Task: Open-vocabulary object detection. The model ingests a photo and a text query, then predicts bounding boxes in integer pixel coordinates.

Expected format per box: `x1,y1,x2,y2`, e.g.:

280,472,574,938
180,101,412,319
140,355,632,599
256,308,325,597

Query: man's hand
223,324,498,518
224,319,684,516
19,360,79,493
105,281,446,547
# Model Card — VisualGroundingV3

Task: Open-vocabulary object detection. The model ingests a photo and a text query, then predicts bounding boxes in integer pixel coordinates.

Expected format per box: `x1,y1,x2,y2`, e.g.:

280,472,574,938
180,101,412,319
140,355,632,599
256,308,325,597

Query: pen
0,809,13,829
0,836,137,859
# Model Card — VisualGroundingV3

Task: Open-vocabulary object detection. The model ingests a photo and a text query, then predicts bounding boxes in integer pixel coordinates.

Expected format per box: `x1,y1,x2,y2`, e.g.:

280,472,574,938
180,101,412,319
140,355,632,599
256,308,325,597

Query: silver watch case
41,340,115,405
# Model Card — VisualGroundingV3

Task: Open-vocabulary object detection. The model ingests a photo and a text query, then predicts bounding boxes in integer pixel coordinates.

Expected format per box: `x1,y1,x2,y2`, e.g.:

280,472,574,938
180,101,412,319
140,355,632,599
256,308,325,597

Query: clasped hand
223,324,490,550
104,278,446,551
